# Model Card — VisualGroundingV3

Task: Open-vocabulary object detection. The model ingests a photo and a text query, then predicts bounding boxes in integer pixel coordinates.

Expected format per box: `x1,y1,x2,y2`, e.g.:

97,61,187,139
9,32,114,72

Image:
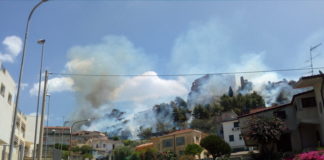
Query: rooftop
135,142,154,150
45,126,70,130
238,90,314,118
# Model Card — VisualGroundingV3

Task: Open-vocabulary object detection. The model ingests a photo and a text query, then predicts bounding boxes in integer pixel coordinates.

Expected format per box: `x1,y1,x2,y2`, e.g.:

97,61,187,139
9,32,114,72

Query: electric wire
49,66,324,77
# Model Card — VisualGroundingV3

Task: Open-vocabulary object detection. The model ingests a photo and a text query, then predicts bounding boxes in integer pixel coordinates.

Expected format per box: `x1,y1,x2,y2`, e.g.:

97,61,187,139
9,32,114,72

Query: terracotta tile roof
167,129,199,136
135,142,154,150
238,90,314,118
45,126,70,130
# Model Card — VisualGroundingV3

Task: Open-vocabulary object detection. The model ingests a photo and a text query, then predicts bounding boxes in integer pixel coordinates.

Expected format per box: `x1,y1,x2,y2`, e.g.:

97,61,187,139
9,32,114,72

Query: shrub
293,150,324,160
179,155,195,160
200,135,231,159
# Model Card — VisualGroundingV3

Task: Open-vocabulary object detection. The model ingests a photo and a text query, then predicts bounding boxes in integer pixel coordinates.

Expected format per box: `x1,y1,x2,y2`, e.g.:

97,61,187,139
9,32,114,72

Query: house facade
86,137,123,158
71,131,107,146
151,129,208,158
239,86,322,152
295,74,324,147
44,126,71,146
0,67,31,160
221,119,247,152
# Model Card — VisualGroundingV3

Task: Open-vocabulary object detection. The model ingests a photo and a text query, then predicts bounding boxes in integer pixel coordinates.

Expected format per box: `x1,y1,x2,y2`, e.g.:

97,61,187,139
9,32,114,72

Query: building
221,117,247,152
0,66,31,160
295,74,324,147
239,85,322,152
44,126,71,146
24,115,40,159
71,131,107,146
135,142,154,152
86,137,123,158
151,129,208,158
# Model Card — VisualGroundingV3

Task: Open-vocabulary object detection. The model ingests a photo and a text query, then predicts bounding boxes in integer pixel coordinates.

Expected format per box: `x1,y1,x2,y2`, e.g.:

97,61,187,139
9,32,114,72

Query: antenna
310,43,322,75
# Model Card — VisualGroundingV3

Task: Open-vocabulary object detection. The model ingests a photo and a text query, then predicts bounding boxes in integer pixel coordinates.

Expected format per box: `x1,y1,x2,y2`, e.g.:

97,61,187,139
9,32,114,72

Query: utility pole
37,70,49,160
8,1,47,159
310,43,322,75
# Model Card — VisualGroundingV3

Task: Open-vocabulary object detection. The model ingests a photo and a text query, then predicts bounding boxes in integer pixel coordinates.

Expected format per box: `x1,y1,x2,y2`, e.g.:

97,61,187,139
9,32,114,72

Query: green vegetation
113,146,133,160
200,135,231,159
184,144,203,159
245,116,287,160
219,91,265,114
137,127,153,140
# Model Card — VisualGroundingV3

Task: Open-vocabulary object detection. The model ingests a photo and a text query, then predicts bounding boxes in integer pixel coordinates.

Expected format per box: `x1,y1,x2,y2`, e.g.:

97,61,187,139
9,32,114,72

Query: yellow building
151,129,208,158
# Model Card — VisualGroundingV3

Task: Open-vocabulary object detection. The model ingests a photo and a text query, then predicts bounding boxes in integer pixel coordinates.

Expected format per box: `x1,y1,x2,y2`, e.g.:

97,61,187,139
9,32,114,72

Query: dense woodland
138,87,265,138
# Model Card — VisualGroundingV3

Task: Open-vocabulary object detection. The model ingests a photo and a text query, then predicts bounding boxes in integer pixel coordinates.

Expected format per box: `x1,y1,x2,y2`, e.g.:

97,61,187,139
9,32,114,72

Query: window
14,136,18,147
239,134,243,140
0,84,5,97
195,136,200,142
103,144,106,148
176,137,185,146
162,139,173,148
229,135,234,142
301,97,316,108
234,122,239,128
8,93,12,105
274,110,287,119
96,144,99,148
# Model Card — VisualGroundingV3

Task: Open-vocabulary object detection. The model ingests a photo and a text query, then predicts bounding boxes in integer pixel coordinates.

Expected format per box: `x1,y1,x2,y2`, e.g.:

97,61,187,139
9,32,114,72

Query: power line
49,66,324,77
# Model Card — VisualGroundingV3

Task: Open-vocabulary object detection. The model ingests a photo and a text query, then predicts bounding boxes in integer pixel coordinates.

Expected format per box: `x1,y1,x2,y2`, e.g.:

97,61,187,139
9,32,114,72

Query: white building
86,137,123,158
0,66,24,160
0,66,38,160
222,119,247,152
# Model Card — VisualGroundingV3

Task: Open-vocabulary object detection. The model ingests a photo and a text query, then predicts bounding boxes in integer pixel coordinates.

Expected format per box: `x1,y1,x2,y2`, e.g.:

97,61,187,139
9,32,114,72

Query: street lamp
52,129,56,149
9,1,48,160
68,119,91,159
32,38,46,160
44,94,50,159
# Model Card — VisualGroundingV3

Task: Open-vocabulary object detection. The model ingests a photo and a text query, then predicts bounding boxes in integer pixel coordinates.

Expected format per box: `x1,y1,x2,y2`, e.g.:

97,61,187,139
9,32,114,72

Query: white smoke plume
64,18,313,138
0,35,22,64
65,36,188,136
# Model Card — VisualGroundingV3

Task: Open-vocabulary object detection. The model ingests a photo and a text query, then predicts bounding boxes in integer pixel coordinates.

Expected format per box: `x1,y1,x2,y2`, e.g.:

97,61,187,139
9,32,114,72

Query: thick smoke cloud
62,18,318,138
65,36,188,132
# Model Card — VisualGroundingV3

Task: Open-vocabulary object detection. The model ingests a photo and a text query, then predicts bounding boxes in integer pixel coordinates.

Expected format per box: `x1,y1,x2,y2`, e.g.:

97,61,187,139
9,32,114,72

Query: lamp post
9,1,48,160
51,129,56,149
32,38,46,160
37,70,49,160
68,119,91,160
44,94,50,159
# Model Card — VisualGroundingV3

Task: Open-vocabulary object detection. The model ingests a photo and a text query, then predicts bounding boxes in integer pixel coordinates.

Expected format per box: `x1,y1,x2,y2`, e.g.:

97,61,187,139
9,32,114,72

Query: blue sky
1,0,324,126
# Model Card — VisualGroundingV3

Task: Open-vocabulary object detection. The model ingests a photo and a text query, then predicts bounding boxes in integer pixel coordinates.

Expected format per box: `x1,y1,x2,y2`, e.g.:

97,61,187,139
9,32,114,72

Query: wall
0,68,23,160
314,82,324,145
0,69,16,145
222,120,246,150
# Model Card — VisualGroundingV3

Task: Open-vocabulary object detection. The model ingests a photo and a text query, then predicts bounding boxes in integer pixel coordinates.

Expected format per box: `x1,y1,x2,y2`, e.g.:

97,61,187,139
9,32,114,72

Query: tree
79,145,92,155
192,104,209,119
113,146,133,160
184,144,204,159
219,91,265,114
139,148,157,160
138,127,153,140
245,116,287,159
200,135,231,159
228,86,234,97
